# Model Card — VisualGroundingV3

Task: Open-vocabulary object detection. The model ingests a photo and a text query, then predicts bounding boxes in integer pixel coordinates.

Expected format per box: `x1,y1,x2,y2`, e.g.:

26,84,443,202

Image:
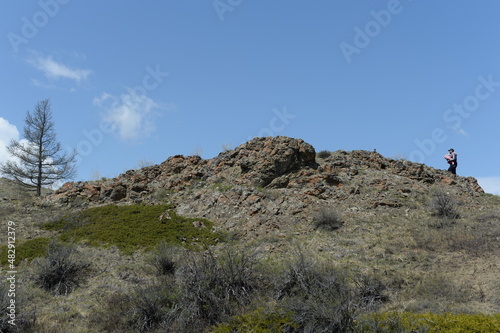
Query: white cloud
476,177,500,196
0,118,20,166
28,54,92,83
94,88,159,140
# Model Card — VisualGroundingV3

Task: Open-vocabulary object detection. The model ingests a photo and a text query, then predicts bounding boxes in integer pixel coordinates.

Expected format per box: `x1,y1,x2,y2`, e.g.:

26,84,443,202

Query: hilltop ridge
49,136,483,204
46,136,484,240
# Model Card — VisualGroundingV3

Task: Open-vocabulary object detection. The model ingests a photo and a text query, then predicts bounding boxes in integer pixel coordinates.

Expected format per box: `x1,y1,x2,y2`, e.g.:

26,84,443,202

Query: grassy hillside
1,145,499,332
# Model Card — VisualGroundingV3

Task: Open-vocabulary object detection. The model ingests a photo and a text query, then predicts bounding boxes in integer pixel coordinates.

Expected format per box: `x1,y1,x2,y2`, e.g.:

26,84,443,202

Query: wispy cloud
28,54,92,84
476,177,500,195
93,89,159,141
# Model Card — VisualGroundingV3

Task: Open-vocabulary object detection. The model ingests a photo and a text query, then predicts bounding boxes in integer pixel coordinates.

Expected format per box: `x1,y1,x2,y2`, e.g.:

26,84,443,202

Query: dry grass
1,180,499,331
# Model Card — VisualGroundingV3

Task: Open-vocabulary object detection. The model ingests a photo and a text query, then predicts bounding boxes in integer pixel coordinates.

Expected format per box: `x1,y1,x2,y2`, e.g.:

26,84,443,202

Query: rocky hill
47,136,484,240
2,136,499,332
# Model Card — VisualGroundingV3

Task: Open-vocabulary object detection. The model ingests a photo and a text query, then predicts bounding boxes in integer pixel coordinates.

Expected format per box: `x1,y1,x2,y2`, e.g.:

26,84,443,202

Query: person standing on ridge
444,148,458,175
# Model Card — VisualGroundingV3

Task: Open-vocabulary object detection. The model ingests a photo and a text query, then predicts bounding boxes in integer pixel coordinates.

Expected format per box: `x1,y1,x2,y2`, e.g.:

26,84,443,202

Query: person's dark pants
448,163,457,175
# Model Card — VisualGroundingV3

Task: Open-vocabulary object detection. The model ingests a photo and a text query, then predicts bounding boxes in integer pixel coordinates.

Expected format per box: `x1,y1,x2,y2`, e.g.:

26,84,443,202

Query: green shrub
353,274,389,308
419,313,500,332
95,285,179,333
96,247,263,332
275,251,354,332
317,150,331,159
127,284,179,332
94,292,136,332
355,312,500,333
43,204,225,254
313,207,343,231
212,307,298,333
148,241,182,275
0,237,51,266
429,189,459,219
33,240,90,295
176,247,262,329
354,312,430,332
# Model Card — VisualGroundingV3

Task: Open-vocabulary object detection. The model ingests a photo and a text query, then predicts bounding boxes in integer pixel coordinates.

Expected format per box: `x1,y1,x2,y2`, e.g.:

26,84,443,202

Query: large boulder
212,136,317,187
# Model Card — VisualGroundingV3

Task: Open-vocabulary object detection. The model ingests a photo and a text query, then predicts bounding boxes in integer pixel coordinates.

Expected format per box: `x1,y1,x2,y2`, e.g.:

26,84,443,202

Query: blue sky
1,1,499,195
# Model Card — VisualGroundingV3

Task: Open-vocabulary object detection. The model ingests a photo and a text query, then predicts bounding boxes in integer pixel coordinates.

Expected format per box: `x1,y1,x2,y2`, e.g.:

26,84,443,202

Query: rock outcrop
46,136,484,240
211,136,317,187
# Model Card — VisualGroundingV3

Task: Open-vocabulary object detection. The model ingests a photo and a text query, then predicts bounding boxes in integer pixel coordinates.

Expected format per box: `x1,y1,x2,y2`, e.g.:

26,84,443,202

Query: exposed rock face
47,136,485,240
51,137,320,203
212,136,317,187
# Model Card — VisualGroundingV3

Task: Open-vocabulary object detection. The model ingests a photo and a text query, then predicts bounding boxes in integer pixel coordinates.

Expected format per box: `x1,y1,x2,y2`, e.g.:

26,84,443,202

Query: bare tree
0,99,76,196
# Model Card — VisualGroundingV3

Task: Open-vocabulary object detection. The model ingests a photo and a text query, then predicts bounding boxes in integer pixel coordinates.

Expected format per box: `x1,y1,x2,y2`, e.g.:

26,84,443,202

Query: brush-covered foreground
1,189,499,332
